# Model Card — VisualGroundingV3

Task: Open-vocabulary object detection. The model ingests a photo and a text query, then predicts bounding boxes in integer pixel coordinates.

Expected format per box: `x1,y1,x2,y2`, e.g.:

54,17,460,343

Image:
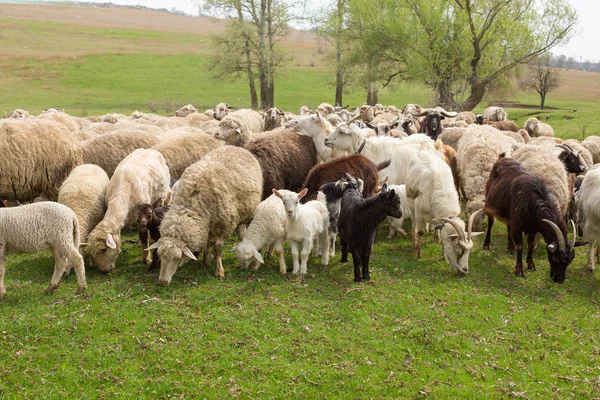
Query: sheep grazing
0,202,87,299
0,119,82,202
301,154,390,202
484,120,519,132
288,113,335,162
87,149,171,272
152,133,223,180
213,103,232,120
338,179,402,282
523,117,554,137
263,107,285,131
175,104,198,117
58,164,109,257
581,136,600,163
82,129,161,177
482,106,507,122
317,103,334,117
456,111,476,125
576,168,600,271
137,199,170,271
149,146,263,283
232,191,291,274
483,155,583,283
415,108,458,140
273,188,330,275
405,146,482,274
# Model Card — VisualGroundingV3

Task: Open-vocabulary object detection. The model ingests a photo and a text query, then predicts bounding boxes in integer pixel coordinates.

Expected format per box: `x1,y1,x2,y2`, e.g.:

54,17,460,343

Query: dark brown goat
137,199,171,271
301,154,390,202
484,120,519,132
247,129,319,200
483,155,584,283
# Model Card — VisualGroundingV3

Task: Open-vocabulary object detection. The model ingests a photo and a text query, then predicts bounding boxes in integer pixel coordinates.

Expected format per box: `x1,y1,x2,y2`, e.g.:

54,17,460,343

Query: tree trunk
335,49,343,106
258,0,268,109
540,93,546,110
244,37,258,109
366,82,378,105
266,0,275,108
458,80,487,112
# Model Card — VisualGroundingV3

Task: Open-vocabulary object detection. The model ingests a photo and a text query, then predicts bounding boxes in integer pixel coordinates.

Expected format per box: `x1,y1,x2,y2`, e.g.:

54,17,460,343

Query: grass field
2,4,600,398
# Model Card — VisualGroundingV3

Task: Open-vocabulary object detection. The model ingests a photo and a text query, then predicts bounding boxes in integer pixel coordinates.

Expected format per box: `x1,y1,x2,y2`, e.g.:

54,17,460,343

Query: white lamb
0,202,86,299
273,188,329,275
232,191,291,274
386,184,411,238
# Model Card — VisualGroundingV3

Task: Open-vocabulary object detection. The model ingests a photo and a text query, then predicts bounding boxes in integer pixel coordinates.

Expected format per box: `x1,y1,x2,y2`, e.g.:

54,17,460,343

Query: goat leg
340,238,349,263
589,239,596,272
361,243,372,281
351,249,363,283
139,228,150,264
506,224,516,255
513,231,525,277
483,214,495,250
526,233,536,271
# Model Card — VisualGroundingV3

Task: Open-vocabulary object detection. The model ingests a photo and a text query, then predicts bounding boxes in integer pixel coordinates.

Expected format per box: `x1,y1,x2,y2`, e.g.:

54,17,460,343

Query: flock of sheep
1,101,599,298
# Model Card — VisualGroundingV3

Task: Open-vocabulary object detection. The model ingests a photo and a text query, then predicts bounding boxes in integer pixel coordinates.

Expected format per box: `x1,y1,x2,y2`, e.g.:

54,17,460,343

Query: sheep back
581,136,600,163
152,133,223,179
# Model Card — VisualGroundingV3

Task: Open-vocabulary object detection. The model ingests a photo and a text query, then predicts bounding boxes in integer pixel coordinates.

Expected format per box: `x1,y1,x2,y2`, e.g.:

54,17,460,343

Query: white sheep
37,109,80,136
273,188,329,275
232,191,290,274
581,136,600,163
58,164,109,257
523,117,554,137
87,149,171,272
149,146,263,283
214,109,264,146
175,104,198,117
213,103,232,120
0,202,86,299
576,167,600,270
386,184,411,238
482,106,507,122
298,106,312,115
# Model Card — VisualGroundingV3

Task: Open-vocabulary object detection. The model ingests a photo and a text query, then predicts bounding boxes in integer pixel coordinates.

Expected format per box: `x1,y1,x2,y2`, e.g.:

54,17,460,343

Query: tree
522,54,561,110
347,0,578,110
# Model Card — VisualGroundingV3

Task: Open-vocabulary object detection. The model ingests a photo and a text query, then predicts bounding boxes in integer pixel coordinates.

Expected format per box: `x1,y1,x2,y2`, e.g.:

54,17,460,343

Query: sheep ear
298,188,308,199
272,188,283,198
235,128,241,134
106,234,117,249
146,242,160,251
277,109,285,115
252,249,264,264
182,246,197,261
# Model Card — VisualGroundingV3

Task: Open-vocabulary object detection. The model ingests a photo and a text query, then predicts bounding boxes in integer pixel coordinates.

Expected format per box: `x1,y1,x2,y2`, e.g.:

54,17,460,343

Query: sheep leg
48,247,68,294
351,248,363,283
588,239,596,272
0,246,6,300
483,214,495,250
320,231,330,266
433,228,441,244
290,241,300,275
300,239,312,275
67,248,87,294
267,242,275,258
139,228,150,264
238,225,246,241
526,233,536,272
340,238,349,263
512,231,525,277
213,239,225,280
274,238,287,274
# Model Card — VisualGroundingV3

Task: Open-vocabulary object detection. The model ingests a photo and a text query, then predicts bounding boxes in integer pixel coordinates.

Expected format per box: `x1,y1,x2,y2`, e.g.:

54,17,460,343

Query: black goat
415,109,457,141
483,155,585,283
338,174,402,282
556,144,586,174
138,199,171,271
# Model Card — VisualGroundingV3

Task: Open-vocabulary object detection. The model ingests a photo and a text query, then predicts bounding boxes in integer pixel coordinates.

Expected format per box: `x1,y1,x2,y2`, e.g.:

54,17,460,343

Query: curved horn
542,219,566,252
414,110,430,117
432,217,466,243
555,144,573,153
467,209,483,241
389,119,400,129
440,110,458,118
569,219,577,251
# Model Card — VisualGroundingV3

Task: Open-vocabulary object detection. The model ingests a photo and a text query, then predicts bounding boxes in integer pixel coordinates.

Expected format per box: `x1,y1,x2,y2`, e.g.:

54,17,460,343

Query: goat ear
440,115,445,120
380,183,388,192
182,246,197,261
151,198,162,210
106,234,117,249
298,188,308,199
146,242,160,251
235,128,241,134
272,188,283,198
434,223,445,231
574,241,589,247
252,249,264,264
388,188,395,197
470,232,484,238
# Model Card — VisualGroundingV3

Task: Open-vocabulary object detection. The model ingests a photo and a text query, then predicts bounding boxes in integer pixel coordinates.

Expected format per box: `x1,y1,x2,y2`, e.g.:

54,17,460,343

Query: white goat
288,113,335,162
386,184,411,238
576,167,600,271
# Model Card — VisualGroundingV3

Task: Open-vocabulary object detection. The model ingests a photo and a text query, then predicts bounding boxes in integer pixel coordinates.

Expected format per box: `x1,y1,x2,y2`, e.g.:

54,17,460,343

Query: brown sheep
484,120,519,132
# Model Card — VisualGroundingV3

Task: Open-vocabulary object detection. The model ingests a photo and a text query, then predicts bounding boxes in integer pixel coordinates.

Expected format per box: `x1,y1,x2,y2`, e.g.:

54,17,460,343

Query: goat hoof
483,244,490,250
527,264,536,272
46,284,58,294
354,278,362,283
340,258,347,263
362,275,370,281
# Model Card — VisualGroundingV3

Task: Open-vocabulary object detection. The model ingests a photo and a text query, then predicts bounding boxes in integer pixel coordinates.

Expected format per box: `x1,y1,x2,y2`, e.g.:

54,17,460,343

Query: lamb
483,155,583,282
87,149,171,272
0,202,86,299
213,103,232,120
82,129,161,177
301,154,391,201
151,133,223,180
484,120,519,132
405,146,482,274
263,108,285,131
175,104,198,117
512,145,569,214
58,164,109,257
338,180,402,282
289,113,335,162
576,168,600,271
0,119,83,202
137,200,170,271
523,117,554,137
148,146,262,283
386,184,411,238
482,106,507,122
581,136,600,163
232,191,290,273
273,188,329,275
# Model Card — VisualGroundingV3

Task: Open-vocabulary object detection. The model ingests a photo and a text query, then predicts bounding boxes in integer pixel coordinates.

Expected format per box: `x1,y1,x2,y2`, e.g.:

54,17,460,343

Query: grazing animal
137,200,171,271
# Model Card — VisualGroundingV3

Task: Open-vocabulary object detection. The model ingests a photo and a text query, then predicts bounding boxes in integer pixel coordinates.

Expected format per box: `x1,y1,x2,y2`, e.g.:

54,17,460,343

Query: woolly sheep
102,113,127,124
148,146,262,283
58,164,109,256
176,104,198,117
482,106,507,122
0,202,86,299
152,132,223,179
185,112,214,128
214,109,264,146
386,184,411,238
581,136,600,163
0,119,83,202
232,191,291,273
264,107,285,131
456,111,476,125
299,106,312,115
213,103,232,120
317,103,334,117
439,127,466,150
576,168,600,271
37,109,80,135
273,188,329,275
524,117,554,137
5,109,30,119
87,149,171,272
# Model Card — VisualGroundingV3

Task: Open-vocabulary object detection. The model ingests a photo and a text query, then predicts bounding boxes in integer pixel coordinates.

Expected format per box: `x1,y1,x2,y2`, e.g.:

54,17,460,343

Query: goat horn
569,219,577,251
555,144,572,153
440,110,458,118
414,110,430,117
542,219,566,252
467,209,483,241
432,217,466,243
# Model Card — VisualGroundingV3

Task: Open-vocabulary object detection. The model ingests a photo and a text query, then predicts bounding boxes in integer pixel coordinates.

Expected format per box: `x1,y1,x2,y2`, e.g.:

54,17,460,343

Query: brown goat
442,145,461,200
301,155,391,202
484,120,519,132
137,199,171,271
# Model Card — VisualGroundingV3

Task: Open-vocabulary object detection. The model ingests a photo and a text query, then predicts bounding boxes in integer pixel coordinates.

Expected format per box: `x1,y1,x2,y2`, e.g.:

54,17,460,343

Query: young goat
137,199,171,271
483,155,584,283
338,175,402,282
273,188,329,275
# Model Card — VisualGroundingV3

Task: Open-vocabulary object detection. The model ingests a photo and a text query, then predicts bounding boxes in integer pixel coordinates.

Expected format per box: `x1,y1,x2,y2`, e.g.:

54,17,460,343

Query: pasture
1,4,600,398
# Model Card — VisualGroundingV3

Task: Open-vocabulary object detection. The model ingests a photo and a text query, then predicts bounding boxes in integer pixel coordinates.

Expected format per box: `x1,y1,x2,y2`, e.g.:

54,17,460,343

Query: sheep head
265,107,284,124
176,104,198,117
324,123,363,153
298,106,312,115
401,104,422,117
147,237,197,285
524,118,539,134
433,209,483,275
273,188,308,220
317,103,334,117
214,116,249,147
232,241,264,269
213,103,232,121
88,223,122,273
7,109,30,119
494,108,508,121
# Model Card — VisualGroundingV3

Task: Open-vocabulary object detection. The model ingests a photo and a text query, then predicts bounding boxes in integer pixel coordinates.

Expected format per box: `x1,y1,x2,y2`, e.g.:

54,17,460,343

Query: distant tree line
549,54,600,73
